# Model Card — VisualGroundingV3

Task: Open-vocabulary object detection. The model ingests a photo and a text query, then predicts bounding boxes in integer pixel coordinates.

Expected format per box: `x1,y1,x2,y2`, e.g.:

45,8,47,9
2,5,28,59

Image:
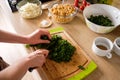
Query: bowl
83,4,120,34
16,0,42,19
48,2,78,23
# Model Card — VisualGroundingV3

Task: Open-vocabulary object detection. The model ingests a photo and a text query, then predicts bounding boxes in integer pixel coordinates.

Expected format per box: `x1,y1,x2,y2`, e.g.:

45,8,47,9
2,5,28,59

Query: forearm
0,30,28,44
0,57,30,80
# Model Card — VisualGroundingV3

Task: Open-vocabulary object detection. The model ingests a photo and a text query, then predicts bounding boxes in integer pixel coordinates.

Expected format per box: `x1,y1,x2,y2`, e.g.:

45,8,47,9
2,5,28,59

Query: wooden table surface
0,0,120,80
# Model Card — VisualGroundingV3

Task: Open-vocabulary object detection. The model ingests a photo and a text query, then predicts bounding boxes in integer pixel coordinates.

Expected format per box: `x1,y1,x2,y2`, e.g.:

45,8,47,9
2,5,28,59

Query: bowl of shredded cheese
17,0,42,19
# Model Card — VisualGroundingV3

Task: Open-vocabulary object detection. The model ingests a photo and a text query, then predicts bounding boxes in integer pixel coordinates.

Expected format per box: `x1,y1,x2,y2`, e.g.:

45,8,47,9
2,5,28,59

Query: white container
83,4,120,34
113,37,120,56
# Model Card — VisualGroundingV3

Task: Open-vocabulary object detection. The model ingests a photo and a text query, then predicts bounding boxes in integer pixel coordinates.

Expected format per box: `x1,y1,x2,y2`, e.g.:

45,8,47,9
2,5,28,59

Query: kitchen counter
0,0,120,80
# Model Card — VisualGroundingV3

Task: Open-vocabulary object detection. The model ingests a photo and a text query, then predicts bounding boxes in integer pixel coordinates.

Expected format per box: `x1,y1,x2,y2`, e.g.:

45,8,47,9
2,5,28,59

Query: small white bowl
83,4,120,34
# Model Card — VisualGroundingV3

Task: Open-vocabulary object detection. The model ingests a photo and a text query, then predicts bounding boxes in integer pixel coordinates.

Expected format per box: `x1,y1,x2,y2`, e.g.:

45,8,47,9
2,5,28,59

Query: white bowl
83,4,120,34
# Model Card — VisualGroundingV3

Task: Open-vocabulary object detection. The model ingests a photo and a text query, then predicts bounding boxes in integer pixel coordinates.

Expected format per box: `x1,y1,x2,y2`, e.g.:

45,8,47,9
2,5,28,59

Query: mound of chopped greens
88,15,114,26
29,35,76,63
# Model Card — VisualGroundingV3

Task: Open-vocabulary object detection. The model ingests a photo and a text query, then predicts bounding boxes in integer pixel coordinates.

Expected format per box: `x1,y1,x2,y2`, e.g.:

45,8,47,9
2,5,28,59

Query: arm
0,49,48,80
0,29,51,44
0,29,27,43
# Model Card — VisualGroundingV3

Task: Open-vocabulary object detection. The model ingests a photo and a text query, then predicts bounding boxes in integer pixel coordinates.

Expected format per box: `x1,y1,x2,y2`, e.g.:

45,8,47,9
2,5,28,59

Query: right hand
26,49,49,68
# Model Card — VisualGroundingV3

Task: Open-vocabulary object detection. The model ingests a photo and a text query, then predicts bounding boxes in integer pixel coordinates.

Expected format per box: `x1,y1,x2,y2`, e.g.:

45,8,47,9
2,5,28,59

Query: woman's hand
0,49,49,80
26,29,51,44
26,49,49,68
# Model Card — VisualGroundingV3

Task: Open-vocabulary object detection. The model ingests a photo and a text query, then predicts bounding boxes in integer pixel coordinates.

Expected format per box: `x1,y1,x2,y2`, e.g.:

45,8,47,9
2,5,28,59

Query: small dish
39,20,52,28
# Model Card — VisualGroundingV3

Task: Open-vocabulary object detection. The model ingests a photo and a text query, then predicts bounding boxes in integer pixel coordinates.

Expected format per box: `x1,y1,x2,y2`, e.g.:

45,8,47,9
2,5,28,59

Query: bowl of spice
83,4,120,34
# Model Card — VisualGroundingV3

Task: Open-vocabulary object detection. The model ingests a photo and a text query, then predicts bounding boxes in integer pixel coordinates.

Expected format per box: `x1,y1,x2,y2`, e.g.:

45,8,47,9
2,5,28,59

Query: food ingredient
74,0,79,7
39,20,52,28
80,0,90,11
49,3,77,23
97,0,112,4
29,35,76,63
88,15,114,26
19,2,42,19
73,0,90,11
82,0,87,6
86,0,112,4
78,65,85,70
50,4,75,16
79,5,84,11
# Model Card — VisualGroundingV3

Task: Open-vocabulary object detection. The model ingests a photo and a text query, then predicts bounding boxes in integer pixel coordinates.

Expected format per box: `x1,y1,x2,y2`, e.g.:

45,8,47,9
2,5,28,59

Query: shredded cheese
19,2,42,18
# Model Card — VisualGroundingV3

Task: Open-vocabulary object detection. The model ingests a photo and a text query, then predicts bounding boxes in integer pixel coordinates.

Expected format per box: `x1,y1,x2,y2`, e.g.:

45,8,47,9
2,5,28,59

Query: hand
0,49,49,80
26,29,51,44
26,49,49,68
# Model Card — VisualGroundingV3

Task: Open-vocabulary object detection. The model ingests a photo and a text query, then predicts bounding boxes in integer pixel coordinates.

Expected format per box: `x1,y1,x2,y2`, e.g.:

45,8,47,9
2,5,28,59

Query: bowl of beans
48,2,78,23
83,4,120,34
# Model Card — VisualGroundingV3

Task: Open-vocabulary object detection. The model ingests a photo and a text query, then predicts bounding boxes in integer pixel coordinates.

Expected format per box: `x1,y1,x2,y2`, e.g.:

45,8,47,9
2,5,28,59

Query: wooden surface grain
0,0,120,80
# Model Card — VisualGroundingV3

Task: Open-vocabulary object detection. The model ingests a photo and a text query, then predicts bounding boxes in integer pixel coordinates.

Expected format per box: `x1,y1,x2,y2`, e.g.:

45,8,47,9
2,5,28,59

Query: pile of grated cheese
19,2,42,18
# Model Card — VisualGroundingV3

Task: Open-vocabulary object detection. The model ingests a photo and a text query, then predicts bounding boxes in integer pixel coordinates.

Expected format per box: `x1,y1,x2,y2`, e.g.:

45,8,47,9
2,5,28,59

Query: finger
35,49,49,57
48,34,52,40
42,31,52,40
40,49,49,57
47,32,52,40
40,40,50,43
34,50,42,54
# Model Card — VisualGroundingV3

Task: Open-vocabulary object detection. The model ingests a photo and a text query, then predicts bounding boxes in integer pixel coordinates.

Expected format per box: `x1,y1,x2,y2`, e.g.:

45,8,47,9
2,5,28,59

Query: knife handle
28,67,37,72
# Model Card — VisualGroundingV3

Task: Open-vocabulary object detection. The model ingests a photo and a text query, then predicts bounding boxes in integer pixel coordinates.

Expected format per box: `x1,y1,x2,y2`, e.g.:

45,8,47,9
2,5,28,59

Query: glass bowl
16,0,42,19
48,2,78,23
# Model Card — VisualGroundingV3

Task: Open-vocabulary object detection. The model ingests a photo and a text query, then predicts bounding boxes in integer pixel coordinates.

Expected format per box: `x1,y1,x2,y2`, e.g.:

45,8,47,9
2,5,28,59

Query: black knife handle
28,67,37,72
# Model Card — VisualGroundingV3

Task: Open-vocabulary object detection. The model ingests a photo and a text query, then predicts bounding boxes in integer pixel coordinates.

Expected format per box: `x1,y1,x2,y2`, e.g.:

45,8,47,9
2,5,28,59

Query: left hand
26,29,51,44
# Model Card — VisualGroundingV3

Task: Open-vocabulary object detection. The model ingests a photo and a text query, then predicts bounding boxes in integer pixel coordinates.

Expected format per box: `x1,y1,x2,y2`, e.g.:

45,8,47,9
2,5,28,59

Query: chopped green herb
25,44,30,48
27,35,76,63
78,65,85,70
88,15,114,26
40,35,50,40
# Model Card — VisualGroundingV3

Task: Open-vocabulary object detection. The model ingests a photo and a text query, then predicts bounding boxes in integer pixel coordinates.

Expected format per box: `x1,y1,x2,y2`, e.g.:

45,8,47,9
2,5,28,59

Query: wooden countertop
0,0,120,80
